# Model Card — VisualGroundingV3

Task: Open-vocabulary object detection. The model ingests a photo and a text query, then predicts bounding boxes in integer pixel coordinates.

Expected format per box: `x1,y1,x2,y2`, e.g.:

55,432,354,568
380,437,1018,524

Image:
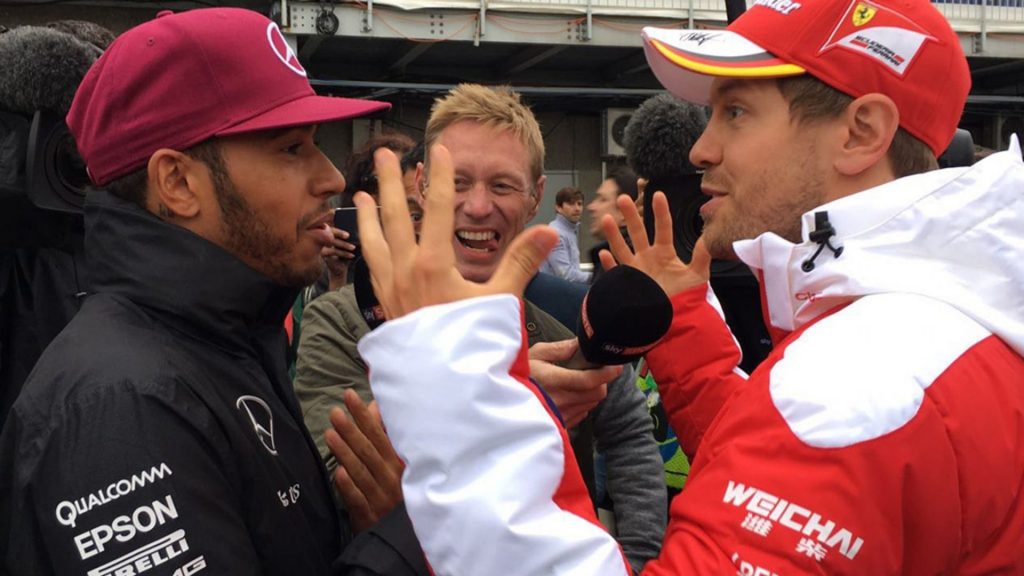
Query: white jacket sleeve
359,295,631,576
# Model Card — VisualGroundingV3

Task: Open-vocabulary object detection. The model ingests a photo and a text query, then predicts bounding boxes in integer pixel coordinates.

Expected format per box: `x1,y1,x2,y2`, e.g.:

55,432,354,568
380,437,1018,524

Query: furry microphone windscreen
46,20,116,51
0,26,102,116
623,93,707,182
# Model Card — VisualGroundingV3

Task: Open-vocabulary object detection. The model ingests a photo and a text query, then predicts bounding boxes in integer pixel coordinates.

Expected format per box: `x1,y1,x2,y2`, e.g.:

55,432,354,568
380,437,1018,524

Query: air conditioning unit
602,108,634,157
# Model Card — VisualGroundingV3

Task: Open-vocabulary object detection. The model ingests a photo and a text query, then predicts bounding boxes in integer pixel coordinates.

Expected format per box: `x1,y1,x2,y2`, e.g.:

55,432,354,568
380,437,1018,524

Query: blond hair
425,84,545,185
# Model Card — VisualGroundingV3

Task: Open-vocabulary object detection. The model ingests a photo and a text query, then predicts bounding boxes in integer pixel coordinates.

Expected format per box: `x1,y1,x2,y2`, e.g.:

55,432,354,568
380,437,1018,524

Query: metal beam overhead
310,78,665,98
501,45,568,76
389,42,434,73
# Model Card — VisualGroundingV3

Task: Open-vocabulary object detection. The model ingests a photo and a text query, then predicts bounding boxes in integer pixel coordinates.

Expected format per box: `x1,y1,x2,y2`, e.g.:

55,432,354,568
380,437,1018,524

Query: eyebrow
489,171,529,185
452,169,528,185
262,124,318,141
709,78,747,103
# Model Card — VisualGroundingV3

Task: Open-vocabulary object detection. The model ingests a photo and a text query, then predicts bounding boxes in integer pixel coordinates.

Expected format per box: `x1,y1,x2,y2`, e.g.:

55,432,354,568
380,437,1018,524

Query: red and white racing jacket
360,138,1024,575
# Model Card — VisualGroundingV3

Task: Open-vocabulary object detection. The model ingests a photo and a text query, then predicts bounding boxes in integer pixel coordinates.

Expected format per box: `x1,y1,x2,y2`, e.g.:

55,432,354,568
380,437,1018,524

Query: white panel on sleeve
770,293,989,448
360,295,629,576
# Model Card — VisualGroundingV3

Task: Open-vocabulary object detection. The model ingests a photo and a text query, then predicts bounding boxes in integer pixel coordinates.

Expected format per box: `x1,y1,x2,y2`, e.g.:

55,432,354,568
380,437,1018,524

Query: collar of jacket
82,190,299,355
733,138,1024,356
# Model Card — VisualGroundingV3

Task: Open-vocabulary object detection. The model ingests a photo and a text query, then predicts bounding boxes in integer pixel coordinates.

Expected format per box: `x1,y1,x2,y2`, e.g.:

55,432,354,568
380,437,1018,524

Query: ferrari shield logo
821,0,934,76
852,3,877,26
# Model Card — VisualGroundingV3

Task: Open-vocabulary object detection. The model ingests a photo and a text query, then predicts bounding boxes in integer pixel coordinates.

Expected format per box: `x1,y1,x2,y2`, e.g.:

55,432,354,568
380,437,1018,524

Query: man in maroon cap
323,0,1024,573
0,8,424,576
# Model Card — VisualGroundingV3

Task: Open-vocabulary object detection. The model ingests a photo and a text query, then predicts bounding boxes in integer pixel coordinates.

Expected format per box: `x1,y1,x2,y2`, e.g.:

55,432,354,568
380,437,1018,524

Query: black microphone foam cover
577,265,672,365
623,93,707,182
353,256,386,330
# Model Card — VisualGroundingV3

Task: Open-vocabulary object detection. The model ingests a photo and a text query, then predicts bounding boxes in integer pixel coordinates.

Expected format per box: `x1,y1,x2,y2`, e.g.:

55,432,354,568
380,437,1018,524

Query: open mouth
456,229,500,252
305,211,335,245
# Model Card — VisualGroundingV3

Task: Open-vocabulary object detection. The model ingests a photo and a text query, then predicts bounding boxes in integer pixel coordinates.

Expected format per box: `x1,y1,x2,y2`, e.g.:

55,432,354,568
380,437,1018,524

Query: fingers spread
691,236,713,281
489,225,558,296
418,144,457,270
651,191,676,250
354,190,392,301
374,148,416,264
598,249,618,273
603,215,634,265
618,193,650,252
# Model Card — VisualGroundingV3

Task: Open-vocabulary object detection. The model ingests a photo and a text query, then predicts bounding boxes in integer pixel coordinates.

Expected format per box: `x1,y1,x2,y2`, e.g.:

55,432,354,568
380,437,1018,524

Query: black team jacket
0,191,425,576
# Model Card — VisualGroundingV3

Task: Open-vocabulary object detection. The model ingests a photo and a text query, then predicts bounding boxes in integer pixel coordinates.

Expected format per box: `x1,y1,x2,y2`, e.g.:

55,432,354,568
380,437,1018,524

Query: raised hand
598,190,712,298
354,146,558,320
324,390,404,533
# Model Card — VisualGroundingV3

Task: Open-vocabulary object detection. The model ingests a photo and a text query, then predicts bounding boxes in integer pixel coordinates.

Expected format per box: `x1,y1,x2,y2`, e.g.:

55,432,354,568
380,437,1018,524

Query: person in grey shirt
540,186,591,284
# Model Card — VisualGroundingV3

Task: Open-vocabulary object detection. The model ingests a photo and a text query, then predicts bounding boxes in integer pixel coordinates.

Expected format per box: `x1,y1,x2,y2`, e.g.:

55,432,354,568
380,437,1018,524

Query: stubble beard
701,161,826,261
214,177,322,288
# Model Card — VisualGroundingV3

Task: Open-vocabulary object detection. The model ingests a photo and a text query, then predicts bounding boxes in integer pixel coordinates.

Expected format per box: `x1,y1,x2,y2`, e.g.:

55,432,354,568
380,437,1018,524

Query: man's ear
145,149,208,220
528,175,546,220
834,94,899,178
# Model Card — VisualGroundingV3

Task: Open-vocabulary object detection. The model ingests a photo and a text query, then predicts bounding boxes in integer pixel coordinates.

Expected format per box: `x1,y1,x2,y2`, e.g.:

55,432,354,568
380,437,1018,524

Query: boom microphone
45,20,116,52
0,26,102,117
571,265,672,367
1,21,113,429
0,24,105,219
622,93,707,264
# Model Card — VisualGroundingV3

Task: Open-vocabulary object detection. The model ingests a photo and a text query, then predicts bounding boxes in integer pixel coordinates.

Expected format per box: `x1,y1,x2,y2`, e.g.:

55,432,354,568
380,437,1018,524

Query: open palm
598,191,711,298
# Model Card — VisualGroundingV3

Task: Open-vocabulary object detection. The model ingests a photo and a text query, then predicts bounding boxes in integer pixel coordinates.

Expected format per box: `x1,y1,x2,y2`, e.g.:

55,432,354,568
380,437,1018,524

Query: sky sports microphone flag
576,265,672,366
641,0,970,157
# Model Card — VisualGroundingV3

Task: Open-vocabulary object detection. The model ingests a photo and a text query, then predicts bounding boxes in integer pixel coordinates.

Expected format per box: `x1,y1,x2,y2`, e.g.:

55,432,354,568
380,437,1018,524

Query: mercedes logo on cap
266,22,306,77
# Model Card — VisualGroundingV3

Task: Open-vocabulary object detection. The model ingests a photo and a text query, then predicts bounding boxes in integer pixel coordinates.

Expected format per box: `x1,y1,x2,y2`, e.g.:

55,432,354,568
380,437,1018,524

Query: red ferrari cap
642,0,970,156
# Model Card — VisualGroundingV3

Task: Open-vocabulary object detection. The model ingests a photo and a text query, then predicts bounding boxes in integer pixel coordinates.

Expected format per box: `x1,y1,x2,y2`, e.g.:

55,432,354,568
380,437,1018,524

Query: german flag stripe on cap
648,37,806,78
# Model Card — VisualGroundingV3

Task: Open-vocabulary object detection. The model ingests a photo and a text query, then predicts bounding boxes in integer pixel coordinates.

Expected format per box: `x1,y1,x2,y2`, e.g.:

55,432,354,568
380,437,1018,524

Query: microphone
1,24,107,223
569,265,673,368
0,26,102,117
622,93,707,265
0,20,110,244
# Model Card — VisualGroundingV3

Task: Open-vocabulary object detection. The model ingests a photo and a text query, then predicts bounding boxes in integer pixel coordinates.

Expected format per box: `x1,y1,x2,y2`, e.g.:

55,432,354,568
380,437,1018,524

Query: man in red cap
322,0,1024,573
0,8,424,576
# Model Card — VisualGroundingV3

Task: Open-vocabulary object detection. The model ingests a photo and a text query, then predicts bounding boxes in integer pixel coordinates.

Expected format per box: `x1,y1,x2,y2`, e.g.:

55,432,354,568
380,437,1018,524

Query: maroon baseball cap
67,8,391,185
642,0,970,156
